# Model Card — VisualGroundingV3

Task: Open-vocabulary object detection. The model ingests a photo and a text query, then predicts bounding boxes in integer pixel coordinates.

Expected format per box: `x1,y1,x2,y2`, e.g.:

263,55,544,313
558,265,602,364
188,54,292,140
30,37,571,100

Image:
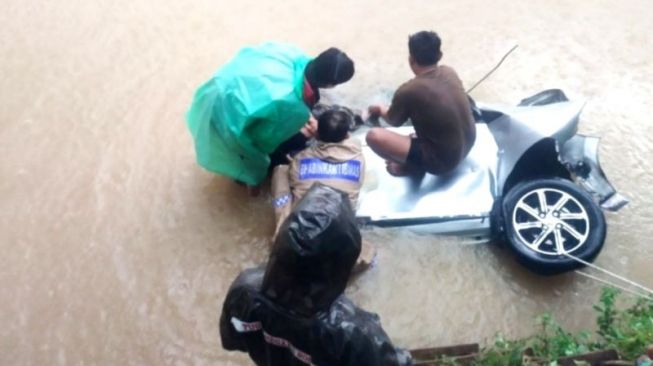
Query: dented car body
354,90,627,275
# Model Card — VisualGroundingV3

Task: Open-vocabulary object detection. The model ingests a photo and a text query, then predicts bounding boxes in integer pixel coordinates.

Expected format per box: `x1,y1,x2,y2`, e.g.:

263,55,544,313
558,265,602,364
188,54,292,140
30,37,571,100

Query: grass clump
469,288,653,365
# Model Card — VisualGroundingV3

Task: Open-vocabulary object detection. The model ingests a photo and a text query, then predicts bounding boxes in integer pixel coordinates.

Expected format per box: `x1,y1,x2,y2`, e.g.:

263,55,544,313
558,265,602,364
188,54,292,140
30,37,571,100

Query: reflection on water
1,0,652,364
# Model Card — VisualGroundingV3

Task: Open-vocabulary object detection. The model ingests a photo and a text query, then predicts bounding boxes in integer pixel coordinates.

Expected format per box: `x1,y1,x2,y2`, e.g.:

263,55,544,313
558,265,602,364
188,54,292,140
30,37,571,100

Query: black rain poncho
219,184,412,366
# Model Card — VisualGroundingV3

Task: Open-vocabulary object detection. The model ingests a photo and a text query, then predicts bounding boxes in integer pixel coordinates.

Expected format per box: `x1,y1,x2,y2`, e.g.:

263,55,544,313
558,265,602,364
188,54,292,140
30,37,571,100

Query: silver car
353,90,628,275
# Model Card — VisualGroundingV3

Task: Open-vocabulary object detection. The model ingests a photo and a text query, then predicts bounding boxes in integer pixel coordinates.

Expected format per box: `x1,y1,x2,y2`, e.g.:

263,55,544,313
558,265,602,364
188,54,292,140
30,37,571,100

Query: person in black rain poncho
219,184,412,366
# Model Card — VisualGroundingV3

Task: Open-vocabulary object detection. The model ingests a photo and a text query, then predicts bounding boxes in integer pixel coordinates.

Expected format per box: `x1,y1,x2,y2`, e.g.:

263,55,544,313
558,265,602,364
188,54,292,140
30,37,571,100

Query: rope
563,252,653,297
466,44,519,93
575,270,653,301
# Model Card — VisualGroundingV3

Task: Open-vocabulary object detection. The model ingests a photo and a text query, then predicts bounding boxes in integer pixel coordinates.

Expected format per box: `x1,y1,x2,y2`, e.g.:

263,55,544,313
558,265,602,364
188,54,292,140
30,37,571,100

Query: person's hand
368,105,386,118
300,116,318,138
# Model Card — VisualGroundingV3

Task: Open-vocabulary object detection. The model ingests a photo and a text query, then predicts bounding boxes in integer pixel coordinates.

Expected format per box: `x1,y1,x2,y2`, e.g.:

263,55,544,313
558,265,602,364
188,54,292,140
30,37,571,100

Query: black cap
305,48,355,88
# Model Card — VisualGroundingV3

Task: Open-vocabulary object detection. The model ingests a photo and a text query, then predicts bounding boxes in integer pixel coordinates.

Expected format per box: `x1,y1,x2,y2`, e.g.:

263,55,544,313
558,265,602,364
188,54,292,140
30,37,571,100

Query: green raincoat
186,42,312,185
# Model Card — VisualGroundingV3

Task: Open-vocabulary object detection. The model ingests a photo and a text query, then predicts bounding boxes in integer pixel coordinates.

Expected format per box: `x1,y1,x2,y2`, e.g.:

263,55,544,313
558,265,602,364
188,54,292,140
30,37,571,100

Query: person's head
408,31,442,72
262,184,361,316
317,109,351,143
305,48,355,89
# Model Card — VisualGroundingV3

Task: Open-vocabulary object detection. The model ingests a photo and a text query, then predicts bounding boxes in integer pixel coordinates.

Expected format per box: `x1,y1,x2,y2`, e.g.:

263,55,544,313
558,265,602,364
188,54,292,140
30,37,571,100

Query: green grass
468,288,653,366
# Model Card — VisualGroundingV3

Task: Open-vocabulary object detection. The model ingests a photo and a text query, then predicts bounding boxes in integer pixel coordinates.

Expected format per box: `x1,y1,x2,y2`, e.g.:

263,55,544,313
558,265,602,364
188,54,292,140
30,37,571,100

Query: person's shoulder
221,268,265,325
228,266,265,293
396,77,421,94
436,64,457,73
229,42,309,74
436,64,463,80
341,137,363,150
267,42,307,56
392,78,422,106
438,64,455,72
244,41,304,54
289,143,317,163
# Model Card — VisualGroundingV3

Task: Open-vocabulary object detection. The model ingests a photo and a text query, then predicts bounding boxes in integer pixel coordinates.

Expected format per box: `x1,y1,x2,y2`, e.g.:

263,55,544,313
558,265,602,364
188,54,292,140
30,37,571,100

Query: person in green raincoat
186,43,355,187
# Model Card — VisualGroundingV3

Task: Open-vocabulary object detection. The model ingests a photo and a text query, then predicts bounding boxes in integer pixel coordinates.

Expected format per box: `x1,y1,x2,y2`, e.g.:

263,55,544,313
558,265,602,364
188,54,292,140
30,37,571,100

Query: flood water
1,0,652,364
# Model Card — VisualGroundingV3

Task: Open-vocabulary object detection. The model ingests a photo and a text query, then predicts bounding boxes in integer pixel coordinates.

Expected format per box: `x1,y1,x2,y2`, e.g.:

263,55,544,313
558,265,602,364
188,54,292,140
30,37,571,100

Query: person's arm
300,115,318,138
368,87,410,127
270,165,293,241
367,104,390,121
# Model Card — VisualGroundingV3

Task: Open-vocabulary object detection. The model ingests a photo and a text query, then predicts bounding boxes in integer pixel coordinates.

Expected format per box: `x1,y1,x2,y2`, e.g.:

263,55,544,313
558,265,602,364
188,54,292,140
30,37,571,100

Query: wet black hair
408,31,442,66
305,48,355,88
317,109,351,143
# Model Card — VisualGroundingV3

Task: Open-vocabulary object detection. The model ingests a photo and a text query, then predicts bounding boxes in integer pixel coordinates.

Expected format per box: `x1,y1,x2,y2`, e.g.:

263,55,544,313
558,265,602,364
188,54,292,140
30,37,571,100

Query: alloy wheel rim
511,187,590,256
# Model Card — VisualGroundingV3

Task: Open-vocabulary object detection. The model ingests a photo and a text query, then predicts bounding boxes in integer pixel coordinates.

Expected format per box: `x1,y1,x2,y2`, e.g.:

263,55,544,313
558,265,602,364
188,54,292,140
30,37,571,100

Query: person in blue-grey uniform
270,107,376,273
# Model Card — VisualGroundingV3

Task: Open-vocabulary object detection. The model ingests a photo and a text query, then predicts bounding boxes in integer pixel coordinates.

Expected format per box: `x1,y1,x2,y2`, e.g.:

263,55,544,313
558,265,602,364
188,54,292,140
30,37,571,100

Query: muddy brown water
1,0,652,364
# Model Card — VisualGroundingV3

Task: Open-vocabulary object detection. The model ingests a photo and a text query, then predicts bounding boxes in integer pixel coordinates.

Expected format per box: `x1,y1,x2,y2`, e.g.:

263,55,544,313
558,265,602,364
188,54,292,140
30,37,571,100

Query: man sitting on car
366,30,476,177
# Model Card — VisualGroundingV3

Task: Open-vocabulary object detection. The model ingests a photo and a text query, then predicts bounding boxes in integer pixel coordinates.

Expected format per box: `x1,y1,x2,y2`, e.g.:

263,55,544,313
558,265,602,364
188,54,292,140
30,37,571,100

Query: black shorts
406,137,424,168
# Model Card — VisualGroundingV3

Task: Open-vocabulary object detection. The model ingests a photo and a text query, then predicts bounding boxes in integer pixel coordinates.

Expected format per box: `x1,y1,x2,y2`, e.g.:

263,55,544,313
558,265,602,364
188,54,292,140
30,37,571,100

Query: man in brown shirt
367,31,476,176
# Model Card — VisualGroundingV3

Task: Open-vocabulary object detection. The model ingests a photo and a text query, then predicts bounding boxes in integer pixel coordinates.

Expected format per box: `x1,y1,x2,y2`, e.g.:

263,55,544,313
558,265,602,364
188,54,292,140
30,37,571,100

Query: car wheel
500,178,606,275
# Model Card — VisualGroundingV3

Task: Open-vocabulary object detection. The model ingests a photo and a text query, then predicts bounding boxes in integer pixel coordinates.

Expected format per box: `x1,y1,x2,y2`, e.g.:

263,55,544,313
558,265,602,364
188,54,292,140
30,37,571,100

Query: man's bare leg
366,128,423,177
366,128,411,162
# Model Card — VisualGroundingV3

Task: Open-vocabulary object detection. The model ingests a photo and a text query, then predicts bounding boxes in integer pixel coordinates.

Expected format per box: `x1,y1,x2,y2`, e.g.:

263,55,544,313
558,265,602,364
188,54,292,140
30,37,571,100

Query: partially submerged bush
470,288,653,366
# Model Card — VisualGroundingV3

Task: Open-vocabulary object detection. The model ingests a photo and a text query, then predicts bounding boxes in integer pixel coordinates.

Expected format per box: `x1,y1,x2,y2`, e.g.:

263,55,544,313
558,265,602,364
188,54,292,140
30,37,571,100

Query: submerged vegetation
435,288,653,365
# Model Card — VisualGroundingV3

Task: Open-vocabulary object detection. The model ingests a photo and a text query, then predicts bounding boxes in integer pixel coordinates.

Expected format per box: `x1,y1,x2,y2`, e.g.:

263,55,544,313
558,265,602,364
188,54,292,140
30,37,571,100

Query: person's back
393,64,475,173
270,107,374,272
220,185,412,366
186,42,313,186
271,108,364,236
366,31,476,176
289,109,365,206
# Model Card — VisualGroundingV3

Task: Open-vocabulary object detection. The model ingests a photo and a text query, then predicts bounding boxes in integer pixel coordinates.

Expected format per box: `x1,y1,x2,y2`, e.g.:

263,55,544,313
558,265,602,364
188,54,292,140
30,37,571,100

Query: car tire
500,178,606,275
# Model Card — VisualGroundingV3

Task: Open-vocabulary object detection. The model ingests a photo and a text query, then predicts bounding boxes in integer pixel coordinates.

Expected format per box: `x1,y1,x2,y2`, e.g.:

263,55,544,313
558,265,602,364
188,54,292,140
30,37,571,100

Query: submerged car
352,89,628,275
